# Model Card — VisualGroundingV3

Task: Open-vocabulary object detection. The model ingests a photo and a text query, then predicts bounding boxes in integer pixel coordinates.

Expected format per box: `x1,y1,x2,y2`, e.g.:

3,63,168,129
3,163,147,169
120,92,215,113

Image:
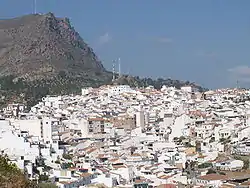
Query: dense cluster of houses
1,85,250,188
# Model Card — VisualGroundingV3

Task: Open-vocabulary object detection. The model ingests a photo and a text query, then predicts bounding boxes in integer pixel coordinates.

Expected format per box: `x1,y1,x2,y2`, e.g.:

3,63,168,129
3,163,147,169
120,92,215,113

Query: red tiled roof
198,174,228,181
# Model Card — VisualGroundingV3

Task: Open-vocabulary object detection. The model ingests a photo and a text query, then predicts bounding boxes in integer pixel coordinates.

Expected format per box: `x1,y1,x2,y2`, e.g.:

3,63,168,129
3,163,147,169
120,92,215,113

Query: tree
39,174,49,182
0,155,59,187
62,153,72,160
0,154,35,188
209,137,215,143
61,162,74,169
243,159,250,170
198,162,213,169
206,168,216,174
191,161,197,168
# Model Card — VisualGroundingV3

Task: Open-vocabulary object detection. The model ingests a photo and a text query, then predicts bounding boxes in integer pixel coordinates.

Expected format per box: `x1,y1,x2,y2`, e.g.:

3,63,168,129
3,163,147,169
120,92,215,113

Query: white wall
136,111,145,129
14,119,42,138
181,86,193,93
169,114,187,141
79,119,89,137
0,120,11,131
238,126,250,140
42,118,59,143
42,120,52,143
0,131,38,164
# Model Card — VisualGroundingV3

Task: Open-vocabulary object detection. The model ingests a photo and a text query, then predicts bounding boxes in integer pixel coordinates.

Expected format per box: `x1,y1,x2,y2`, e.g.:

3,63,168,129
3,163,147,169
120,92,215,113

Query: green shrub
198,162,213,169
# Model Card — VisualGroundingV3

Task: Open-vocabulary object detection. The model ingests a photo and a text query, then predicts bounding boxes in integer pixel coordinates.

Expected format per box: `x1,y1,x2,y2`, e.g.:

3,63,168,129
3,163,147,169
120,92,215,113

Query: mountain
0,12,106,80
0,13,206,108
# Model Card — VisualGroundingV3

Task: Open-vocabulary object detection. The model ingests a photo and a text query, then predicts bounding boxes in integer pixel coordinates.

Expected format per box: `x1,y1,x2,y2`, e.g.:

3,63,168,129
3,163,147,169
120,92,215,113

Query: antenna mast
127,67,130,75
118,58,121,77
34,0,37,14
112,60,116,81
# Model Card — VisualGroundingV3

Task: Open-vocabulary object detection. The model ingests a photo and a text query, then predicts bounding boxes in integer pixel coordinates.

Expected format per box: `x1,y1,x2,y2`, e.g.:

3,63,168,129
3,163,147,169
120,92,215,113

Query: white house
215,159,244,171
109,85,135,95
13,119,42,139
238,126,250,141
0,131,39,169
181,86,195,93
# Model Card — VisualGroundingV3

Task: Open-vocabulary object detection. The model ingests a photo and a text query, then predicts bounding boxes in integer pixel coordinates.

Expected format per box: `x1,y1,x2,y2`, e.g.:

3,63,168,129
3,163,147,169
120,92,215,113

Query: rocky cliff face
0,13,106,80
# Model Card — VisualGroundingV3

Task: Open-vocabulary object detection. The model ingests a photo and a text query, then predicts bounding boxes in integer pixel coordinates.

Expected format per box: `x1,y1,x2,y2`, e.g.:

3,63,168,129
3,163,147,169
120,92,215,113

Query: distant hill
0,13,206,108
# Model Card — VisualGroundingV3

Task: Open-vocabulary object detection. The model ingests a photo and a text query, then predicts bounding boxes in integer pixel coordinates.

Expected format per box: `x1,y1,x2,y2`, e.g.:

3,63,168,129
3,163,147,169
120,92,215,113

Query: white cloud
228,65,250,82
195,50,217,57
228,65,250,76
156,37,173,43
98,32,111,45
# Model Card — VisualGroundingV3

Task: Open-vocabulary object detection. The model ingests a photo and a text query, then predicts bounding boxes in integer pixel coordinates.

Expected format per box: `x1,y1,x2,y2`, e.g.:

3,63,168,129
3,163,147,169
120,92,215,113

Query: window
21,156,24,160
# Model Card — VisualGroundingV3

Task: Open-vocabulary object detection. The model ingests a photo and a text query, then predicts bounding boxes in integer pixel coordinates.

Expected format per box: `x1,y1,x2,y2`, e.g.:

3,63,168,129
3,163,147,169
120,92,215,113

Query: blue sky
0,0,249,88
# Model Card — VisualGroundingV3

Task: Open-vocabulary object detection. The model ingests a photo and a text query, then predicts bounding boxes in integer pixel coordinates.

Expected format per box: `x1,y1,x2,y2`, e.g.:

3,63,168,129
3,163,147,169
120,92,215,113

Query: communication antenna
127,67,130,75
112,60,116,81
236,80,239,89
34,0,37,14
118,58,121,77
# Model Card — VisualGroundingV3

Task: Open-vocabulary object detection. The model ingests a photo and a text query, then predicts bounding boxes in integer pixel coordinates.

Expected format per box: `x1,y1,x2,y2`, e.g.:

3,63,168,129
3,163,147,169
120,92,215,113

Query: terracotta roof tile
198,173,228,181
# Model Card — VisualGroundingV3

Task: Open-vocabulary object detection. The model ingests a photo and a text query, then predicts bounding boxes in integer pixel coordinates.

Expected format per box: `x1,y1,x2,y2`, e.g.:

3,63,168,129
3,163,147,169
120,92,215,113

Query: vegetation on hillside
0,154,34,187
0,74,108,108
233,155,250,170
0,154,57,188
114,75,206,91
198,162,213,169
0,73,206,109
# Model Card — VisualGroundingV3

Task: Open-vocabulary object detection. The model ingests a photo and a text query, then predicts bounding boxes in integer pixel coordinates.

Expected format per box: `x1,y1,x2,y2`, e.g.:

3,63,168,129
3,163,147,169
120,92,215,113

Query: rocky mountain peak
0,13,106,81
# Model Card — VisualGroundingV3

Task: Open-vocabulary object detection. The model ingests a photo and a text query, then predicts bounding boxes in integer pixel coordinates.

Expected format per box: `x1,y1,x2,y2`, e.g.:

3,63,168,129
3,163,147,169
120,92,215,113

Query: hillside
0,154,57,187
0,12,106,80
0,13,206,108
113,75,206,91
0,154,33,187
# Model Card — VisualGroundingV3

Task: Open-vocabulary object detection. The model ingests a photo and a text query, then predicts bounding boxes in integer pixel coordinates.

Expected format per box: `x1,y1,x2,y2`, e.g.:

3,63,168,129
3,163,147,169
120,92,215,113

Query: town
1,84,250,188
